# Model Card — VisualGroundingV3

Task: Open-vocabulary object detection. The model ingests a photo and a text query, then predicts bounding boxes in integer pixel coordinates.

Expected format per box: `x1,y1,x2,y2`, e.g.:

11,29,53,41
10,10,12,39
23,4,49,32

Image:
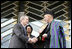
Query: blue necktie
24,26,27,35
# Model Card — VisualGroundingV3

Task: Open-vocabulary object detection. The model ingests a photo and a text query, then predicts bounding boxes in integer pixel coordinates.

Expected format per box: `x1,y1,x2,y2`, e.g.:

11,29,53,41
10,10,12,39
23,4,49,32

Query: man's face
27,26,31,33
44,14,52,23
23,17,29,25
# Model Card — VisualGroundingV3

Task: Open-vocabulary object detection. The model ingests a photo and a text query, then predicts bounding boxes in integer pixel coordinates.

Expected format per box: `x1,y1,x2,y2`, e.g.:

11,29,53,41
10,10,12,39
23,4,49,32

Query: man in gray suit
9,15,38,48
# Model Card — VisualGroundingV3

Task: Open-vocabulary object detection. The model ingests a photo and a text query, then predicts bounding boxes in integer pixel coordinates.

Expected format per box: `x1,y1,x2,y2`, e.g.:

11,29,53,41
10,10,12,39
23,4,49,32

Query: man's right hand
31,37,38,43
28,37,38,43
28,38,32,43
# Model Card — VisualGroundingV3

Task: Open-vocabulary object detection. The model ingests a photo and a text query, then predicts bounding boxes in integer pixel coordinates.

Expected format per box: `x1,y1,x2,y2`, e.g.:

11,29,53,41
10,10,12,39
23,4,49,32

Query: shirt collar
23,24,29,28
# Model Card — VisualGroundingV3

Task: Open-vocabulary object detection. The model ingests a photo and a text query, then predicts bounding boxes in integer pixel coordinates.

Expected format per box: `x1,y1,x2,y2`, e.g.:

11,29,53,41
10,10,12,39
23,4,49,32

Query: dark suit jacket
9,23,31,48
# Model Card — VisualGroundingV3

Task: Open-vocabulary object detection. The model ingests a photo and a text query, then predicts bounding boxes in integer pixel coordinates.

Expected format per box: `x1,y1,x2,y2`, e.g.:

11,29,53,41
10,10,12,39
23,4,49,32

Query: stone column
18,1,24,23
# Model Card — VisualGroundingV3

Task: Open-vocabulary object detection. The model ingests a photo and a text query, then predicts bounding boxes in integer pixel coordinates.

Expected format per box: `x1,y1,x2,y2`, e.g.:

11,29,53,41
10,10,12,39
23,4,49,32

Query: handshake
28,37,38,43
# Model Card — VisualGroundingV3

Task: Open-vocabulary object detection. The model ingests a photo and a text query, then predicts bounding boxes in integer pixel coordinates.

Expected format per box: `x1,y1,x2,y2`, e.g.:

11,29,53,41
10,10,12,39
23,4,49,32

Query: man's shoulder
14,23,21,27
54,20,61,24
54,20,63,27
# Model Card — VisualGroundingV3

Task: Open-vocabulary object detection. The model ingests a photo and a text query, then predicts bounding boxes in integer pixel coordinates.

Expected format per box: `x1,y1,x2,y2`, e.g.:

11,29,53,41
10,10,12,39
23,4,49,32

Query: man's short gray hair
20,15,29,22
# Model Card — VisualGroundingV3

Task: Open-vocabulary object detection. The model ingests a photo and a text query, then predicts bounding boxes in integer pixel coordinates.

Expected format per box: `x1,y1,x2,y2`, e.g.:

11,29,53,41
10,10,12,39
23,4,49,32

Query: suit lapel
18,23,27,35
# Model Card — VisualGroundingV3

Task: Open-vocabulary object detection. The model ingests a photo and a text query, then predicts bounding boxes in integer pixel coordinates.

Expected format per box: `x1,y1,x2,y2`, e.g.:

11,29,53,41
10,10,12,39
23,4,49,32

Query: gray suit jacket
9,23,30,48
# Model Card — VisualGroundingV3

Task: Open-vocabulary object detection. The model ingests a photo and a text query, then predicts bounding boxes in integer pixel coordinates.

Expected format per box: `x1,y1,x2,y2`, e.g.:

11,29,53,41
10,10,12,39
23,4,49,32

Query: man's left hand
42,34,47,38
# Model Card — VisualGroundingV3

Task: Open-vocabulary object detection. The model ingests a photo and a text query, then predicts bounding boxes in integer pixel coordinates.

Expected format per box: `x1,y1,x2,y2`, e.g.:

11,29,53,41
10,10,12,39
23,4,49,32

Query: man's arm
13,24,38,43
59,26,66,48
13,24,29,43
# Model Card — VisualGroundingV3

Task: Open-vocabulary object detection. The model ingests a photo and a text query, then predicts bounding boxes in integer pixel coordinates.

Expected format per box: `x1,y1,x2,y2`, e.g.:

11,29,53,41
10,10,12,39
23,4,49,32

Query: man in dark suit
9,15,38,48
